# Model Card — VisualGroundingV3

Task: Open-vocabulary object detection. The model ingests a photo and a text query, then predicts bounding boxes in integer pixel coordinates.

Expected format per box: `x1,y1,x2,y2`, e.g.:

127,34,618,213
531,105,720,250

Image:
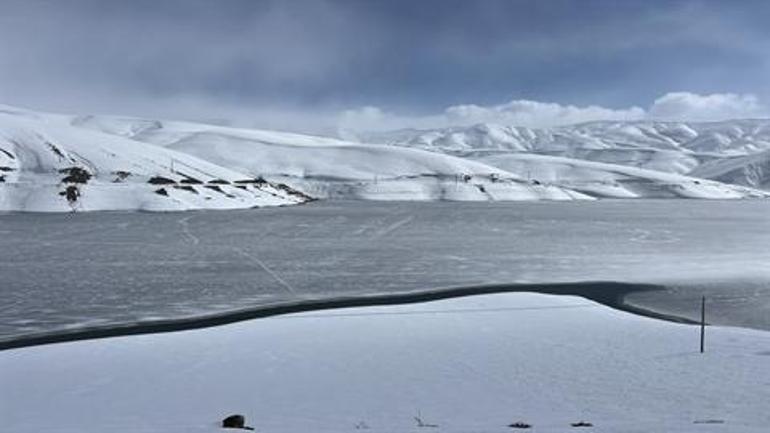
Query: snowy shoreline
0,281,689,351
2,292,768,433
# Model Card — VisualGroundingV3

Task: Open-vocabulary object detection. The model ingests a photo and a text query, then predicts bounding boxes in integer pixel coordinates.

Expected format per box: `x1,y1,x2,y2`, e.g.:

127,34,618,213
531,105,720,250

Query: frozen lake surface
1,199,769,345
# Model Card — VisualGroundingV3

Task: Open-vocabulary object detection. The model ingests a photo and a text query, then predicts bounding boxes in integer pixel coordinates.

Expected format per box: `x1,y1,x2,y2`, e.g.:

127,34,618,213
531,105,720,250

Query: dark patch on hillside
0,148,14,159
59,167,92,184
204,184,236,198
148,176,176,185
174,185,198,194
179,176,203,184
112,171,131,183
58,185,80,204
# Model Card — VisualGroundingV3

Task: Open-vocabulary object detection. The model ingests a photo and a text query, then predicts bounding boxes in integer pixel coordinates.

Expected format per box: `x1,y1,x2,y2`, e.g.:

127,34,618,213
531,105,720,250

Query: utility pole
700,296,706,354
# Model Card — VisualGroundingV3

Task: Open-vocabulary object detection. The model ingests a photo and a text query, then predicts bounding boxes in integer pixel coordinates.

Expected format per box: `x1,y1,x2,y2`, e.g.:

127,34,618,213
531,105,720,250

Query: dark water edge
0,281,695,351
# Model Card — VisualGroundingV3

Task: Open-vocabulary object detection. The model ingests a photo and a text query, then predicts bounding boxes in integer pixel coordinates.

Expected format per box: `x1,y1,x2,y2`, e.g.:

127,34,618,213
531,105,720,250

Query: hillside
363,120,770,183
476,153,767,199
73,115,590,202
689,149,770,189
1,105,768,212
0,106,309,212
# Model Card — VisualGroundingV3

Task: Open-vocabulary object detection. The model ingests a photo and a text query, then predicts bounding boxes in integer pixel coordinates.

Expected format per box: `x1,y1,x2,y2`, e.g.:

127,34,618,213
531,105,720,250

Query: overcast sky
2,0,770,134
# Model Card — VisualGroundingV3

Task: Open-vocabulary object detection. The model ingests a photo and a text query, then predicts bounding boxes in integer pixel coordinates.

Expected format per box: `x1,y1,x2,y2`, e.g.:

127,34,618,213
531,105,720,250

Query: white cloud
337,92,770,134
338,99,646,133
444,100,645,128
648,92,768,121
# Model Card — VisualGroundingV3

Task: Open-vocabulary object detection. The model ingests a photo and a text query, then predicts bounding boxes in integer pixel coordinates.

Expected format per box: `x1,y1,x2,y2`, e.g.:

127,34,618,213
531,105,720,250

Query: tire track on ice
232,247,297,296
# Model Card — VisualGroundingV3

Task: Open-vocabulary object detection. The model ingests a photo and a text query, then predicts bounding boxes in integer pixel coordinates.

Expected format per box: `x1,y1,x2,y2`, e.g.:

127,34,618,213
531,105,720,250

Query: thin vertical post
700,296,706,353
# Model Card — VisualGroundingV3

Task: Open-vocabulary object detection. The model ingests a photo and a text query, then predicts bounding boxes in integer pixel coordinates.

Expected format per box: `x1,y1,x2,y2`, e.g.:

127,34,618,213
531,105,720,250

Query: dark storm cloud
1,0,769,132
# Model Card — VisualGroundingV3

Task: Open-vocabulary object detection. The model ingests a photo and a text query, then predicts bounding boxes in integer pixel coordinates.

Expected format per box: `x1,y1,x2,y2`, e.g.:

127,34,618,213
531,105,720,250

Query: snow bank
1,293,768,433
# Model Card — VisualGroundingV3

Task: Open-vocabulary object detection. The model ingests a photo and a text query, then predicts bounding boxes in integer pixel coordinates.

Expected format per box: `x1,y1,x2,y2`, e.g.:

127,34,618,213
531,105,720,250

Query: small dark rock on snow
222,414,254,430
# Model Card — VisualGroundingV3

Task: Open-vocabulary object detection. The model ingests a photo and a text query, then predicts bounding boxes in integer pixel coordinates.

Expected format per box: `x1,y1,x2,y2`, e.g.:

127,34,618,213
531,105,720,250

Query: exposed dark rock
174,185,198,194
58,185,80,204
234,177,267,185
204,185,225,194
59,167,92,184
273,182,314,201
571,421,593,427
0,166,14,172
180,176,203,184
222,414,254,430
148,176,176,185
112,170,131,183
47,142,67,160
208,178,231,185
154,188,169,196
508,422,532,429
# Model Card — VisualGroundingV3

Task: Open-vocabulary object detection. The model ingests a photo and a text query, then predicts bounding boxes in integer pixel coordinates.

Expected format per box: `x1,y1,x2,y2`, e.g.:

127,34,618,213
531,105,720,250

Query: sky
1,0,770,135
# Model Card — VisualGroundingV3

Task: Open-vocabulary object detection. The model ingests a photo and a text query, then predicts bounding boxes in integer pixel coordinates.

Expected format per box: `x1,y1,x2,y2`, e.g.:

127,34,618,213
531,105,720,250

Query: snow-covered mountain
689,149,770,190
363,120,770,188
476,153,766,199
72,115,590,202
1,104,767,212
0,105,310,212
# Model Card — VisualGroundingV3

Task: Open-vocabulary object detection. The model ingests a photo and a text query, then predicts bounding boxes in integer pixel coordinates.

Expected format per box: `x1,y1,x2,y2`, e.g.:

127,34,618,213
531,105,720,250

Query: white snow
2,292,768,433
476,153,767,199
689,149,770,189
72,114,591,202
363,119,770,186
0,106,308,212
2,104,768,212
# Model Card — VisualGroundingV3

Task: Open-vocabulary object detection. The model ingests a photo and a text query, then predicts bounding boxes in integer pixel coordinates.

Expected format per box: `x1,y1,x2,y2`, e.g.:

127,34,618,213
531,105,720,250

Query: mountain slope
0,106,309,212
73,115,590,202
2,105,767,211
689,149,770,189
476,153,768,199
363,120,770,179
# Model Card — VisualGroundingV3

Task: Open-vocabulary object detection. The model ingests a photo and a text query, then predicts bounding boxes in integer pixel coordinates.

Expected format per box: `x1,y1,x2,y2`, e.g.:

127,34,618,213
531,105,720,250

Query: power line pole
700,296,706,354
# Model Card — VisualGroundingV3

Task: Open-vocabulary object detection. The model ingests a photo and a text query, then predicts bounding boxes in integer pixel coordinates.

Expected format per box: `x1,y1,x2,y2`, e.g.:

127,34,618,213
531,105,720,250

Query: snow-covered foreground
1,292,768,433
